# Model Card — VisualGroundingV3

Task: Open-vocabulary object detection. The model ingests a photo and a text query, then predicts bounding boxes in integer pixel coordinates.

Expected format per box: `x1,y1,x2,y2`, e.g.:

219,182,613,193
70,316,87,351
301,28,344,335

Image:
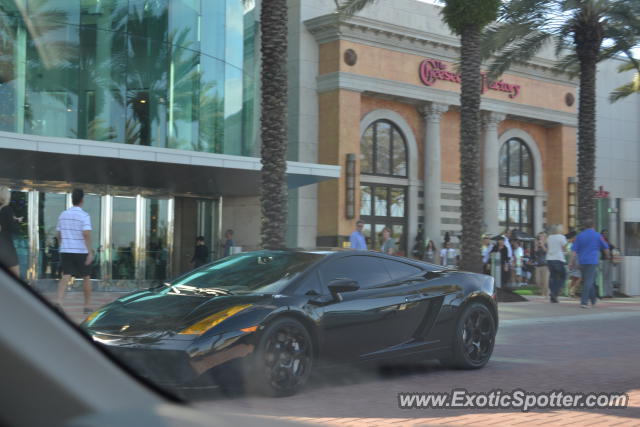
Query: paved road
190,296,640,426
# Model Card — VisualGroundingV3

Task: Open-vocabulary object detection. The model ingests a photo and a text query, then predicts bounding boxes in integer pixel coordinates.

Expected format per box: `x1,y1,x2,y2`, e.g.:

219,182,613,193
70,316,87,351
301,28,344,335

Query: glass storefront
0,0,257,155
0,184,219,291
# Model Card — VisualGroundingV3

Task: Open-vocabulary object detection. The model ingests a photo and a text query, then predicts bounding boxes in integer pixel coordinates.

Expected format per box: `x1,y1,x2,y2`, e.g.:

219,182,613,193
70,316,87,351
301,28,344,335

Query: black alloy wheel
449,302,495,369
249,318,313,396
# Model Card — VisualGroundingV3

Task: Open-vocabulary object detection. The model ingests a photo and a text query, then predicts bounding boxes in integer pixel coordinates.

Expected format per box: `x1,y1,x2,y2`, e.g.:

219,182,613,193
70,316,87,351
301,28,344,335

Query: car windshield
169,251,323,294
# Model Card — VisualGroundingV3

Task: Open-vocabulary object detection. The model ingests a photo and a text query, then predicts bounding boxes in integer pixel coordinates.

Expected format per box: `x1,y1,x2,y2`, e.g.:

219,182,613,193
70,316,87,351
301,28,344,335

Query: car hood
83,288,273,337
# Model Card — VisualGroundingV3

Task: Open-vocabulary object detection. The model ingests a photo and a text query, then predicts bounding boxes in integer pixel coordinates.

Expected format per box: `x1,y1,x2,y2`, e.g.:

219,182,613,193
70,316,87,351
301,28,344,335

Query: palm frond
486,30,552,79
336,0,377,17
499,0,556,23
552,53,580,77
609,75,640,103
482,20,542,59
617,58,640,74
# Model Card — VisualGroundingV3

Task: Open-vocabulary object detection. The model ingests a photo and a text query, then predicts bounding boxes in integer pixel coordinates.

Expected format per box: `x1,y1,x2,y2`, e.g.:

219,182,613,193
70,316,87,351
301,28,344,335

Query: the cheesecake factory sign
419,58,521,98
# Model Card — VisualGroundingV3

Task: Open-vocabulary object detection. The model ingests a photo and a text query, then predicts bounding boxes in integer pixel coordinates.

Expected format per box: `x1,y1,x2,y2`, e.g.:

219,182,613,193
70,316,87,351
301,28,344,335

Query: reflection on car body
83,250,498,396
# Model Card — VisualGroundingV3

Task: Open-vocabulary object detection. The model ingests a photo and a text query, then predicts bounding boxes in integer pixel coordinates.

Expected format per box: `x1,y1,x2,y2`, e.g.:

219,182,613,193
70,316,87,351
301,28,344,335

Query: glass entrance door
83,194,102,279
9,190,29,280
37,192,67,281
144,198,170,284
111,196,136,282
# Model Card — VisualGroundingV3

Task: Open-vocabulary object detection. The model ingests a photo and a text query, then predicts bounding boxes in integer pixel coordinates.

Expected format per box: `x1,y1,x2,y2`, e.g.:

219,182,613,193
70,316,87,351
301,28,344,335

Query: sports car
82,250,497,396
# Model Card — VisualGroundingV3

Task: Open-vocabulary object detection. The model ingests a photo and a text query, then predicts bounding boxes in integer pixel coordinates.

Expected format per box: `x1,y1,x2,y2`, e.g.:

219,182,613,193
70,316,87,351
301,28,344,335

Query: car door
316,255,417,362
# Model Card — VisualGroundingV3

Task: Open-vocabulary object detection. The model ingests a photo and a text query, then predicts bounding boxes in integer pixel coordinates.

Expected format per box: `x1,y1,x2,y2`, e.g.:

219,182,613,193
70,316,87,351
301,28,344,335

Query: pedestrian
412,225,425,259
380,227,396,255
440,241,459,269
349,220,367,250
222,229,235,257
56,189,94,313
565,231,581,298
424,239,437,264
481,234,494,274
571,220,610,308
502,229,514,260
512,239,524,285
0,186,21,278
191,236,209,268
546,224,567,303
600,229,615,297
534,232,549,297
490,237,511,286
49,237,61,278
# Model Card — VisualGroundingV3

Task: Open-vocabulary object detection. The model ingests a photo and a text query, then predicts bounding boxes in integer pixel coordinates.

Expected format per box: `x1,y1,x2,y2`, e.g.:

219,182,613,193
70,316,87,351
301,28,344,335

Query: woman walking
546,224,567,303
534,232,549,297
424,239,437,264
0,186,21,278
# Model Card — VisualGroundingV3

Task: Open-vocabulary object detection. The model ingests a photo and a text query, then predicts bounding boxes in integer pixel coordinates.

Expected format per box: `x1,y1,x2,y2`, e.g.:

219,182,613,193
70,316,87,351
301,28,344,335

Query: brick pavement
191,296,640,426
45,289,640,425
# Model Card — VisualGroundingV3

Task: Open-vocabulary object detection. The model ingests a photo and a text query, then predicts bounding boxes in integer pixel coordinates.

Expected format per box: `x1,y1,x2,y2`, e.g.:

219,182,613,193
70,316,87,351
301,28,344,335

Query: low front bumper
91,330,257,387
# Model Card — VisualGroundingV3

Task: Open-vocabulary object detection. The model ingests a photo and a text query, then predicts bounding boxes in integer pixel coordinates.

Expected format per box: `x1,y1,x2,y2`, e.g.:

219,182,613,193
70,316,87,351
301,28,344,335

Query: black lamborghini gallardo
83,250,497,396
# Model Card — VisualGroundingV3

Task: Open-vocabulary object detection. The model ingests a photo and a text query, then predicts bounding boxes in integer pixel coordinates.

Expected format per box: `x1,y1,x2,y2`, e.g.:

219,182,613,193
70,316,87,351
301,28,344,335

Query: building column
419,102,449,245
482,111,506,234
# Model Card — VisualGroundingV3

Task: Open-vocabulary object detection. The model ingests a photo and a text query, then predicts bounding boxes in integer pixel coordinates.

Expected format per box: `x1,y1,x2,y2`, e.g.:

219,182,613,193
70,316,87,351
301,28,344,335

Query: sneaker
580,304,590,309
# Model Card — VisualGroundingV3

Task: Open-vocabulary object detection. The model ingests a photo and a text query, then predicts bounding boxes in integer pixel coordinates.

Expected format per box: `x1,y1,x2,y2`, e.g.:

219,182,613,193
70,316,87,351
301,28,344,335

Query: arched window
499,138,535,234
499,138,533,188
360,119,408,253
360,120,407,177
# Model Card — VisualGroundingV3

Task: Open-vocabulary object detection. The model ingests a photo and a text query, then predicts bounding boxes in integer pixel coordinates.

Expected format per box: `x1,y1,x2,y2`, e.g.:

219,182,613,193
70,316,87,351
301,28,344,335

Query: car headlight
178,304,253,335
84,309,104,325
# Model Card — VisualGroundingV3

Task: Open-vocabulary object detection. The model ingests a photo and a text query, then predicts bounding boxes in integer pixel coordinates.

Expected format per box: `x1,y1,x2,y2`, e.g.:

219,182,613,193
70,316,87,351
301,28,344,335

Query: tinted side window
293,270,323,295
320,256,391,289
379,259,422,280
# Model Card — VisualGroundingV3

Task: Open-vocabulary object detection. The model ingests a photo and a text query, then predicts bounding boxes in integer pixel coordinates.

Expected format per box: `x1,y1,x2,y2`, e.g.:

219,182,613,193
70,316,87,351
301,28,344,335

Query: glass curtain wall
0,0,257,155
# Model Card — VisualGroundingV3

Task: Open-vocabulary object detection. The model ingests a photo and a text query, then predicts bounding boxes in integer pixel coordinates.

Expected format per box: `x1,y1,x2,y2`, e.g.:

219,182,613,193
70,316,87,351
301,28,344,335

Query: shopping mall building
1,0,638,292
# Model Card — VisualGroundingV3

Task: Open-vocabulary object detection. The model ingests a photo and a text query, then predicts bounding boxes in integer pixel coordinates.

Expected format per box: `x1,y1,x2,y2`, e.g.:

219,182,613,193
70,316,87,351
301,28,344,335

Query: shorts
515,267,523,276
60,253,91,278
569,269,581,278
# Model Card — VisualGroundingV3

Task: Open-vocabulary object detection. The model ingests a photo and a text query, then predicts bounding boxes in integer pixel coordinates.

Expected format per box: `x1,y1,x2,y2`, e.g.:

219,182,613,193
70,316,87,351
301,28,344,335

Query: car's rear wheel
247,317,313,396
447,302,495,369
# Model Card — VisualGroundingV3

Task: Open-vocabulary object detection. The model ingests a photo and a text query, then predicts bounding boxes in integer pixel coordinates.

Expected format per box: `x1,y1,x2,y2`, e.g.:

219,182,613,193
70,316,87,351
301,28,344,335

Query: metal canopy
0,132,340,197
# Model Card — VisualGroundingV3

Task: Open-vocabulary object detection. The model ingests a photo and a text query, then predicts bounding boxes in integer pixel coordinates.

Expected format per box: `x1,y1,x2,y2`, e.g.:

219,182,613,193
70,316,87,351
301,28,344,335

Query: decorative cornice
304,14,577,87
317,71,578,127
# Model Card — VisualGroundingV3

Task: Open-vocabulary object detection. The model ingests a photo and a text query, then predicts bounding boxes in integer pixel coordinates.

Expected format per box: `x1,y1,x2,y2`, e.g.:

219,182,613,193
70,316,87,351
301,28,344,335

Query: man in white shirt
56,189,94,313
440,241,459,268
545,224,567,303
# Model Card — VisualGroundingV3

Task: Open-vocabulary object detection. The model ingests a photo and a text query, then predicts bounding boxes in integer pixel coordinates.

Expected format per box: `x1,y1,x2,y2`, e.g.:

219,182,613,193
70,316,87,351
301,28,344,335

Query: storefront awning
0,132,340,196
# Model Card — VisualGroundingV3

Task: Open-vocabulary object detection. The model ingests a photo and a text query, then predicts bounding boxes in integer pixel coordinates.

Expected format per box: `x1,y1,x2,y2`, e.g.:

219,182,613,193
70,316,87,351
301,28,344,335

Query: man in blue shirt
349,220,367,250
571,219,610,308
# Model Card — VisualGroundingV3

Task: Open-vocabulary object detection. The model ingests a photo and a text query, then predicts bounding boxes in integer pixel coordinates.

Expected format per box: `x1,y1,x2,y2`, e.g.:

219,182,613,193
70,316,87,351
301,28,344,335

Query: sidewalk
43,291,125,324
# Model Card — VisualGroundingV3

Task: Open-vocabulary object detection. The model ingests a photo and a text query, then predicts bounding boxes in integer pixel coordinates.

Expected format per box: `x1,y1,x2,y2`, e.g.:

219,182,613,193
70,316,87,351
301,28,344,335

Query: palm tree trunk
260,0,289,249
574,19,603,228
458,27,484,273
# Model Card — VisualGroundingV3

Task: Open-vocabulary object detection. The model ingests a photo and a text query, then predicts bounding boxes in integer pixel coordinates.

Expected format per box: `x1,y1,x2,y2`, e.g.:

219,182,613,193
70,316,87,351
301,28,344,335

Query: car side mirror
327,278,359,302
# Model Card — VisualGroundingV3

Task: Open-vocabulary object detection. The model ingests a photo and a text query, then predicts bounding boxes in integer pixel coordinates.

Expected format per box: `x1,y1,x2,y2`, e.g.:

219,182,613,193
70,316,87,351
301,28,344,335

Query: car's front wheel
448,302,496,369
247,317,313,396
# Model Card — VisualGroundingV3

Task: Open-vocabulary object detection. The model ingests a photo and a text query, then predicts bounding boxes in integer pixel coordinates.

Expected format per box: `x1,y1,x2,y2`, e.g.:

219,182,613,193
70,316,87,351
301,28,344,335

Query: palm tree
440,0,501,273
337,0,500,272
482,0,639,227
259,0,289,249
